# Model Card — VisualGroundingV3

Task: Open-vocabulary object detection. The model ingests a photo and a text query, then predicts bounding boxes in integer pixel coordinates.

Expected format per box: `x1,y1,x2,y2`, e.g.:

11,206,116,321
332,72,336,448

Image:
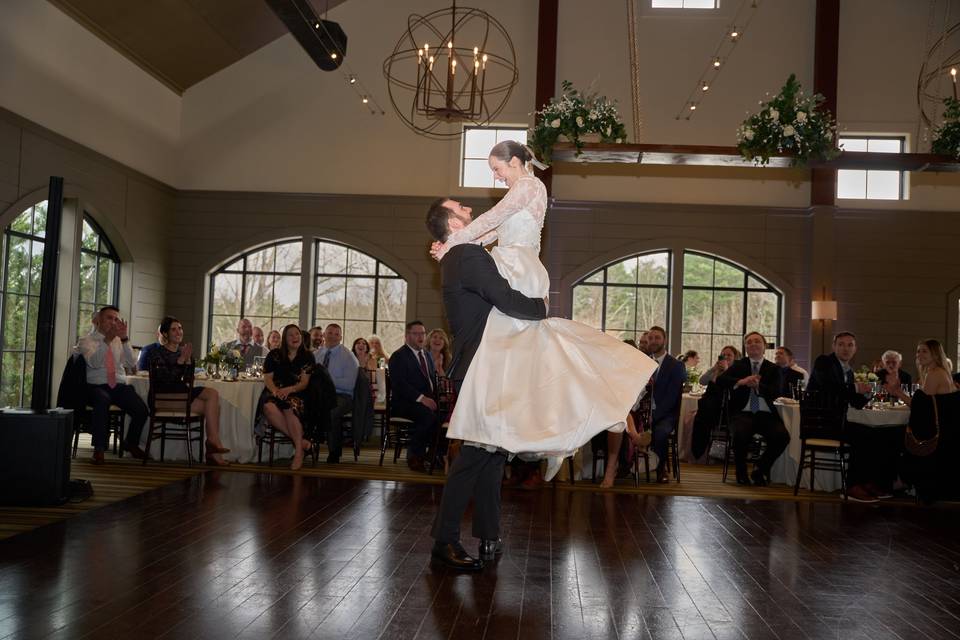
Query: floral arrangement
931,97,960,160
200,343,243,369
853,365,879,384
736,74,839,166
686,368,702,385
529,80,628,164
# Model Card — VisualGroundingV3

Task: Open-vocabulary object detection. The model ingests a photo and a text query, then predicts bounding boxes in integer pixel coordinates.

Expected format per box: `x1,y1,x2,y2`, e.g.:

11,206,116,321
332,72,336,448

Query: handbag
905,394,939,457
708,438,727,460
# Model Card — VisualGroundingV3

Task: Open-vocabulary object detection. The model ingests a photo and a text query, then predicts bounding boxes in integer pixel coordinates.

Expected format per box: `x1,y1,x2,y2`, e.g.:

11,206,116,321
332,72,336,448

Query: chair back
147,360,194,419
436,375,457,421
798,390,846,441
631,381,653,431
363,368,378,403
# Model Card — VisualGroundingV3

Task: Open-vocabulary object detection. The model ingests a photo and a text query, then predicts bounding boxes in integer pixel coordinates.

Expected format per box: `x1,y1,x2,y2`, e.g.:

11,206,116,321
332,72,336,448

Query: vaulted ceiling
47,0,350,95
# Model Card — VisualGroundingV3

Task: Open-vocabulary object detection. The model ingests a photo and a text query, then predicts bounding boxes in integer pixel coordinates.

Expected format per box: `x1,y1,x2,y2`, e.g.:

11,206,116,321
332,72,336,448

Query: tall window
461,125,528,188
680,251,781,361
1,202,47,407
651,0,718,8
572,251,671,343
76,215,120,340
208,240,302,346
314,240,408,351
837,136,905,200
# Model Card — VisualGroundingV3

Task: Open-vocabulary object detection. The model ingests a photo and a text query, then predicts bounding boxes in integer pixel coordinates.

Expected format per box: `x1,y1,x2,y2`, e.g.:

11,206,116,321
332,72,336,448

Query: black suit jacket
807,353,868,409
716,357,782,413
778,367,804,398
440,244,547,384
388,346,437,415
651,354,686,424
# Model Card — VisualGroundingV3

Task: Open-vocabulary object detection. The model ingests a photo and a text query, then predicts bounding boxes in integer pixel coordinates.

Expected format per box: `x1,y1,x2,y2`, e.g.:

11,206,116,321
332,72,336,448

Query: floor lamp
811,299,838,356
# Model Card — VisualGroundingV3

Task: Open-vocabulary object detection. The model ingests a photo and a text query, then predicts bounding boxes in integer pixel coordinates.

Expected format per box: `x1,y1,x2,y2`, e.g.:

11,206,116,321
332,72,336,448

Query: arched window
208,239,303,346
680,251,781,360
313,240,408,351
76,215,120,340
0,202,47,407
571,251,671,343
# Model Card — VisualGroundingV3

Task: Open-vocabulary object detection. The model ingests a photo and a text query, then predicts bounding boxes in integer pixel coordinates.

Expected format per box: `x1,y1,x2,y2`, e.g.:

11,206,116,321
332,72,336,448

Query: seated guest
637,331,650,354
954,371,960,391
645,325,686,483
699,345,740,386
368,334,390,367
807,332,872,408
144,316,229,466
717,332,790,486
388,320,439,472
262,324,314,471
427,328,452,378
774,346,805,397
266,329,282,351
308,326,325,351
679,350,700,371
623,338,638,349
314,323,359,463
252,326,264,347
599,413,651,488
877,350,912,387
78,305,149,464
220,318,264,367
885,340,954,405
352,337,385,404
136,329,163,372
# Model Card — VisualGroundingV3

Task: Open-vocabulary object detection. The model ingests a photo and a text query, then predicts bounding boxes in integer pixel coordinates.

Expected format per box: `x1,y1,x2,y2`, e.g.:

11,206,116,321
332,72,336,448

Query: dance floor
2,471,959,640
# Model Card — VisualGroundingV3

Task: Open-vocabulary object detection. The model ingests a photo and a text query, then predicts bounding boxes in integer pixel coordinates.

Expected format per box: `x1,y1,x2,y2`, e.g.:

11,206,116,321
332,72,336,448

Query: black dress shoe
431,542,483,571
326,454,340,464
478,538,503,560
736,474,751,486
750,468,768,487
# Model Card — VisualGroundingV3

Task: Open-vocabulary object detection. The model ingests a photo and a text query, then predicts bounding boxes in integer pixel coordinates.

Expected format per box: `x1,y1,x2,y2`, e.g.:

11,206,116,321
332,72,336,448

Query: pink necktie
105,347,117,389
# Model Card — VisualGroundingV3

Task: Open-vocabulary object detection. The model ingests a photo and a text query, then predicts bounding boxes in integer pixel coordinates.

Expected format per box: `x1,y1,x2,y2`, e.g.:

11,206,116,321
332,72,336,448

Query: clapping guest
266,329,282,351
699,346,740,386
145,316,228,466
262,324,314,471
220,318,264,367
368,334,390,367
314,323,359,463
252,326,265,347
877,350,912,387
427,329,452,378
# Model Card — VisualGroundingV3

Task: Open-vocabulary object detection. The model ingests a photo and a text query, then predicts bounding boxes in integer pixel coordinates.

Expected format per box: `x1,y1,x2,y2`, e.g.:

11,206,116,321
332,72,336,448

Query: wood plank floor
2,470,960,639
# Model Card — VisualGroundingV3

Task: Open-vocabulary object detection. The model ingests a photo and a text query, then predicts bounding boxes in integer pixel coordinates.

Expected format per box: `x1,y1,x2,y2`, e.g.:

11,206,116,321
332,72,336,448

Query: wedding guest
353,336,385,405
877,350,912,387
885,340,954,405
427,328,452,378
314,323,359,463
645,326,686,483
78,305,149,464
352,337,376,371
807,332,872,408
680,350,700,370
699,345,740,386
144,316,228,465
137,327,163,372
252,326,265,347
262,324,314,471
637,331,650,354
599,413,651,488
266,329,282,351
774,346,805,397
388,321,439,472
368,334,390,367
220,318,264,367
308,326,325,351
954,371,960,390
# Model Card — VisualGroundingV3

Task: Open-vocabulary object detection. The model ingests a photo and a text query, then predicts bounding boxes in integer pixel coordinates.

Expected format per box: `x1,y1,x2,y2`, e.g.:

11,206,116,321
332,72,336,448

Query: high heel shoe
205,440,231,454
206,453,230,466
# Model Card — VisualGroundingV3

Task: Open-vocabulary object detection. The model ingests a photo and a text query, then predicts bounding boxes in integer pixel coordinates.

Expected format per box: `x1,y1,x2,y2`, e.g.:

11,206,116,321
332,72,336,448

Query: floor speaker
0,409,73,505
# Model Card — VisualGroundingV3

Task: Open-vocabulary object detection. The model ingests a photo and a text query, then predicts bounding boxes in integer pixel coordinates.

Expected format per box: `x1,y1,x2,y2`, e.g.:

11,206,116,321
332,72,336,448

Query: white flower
769,108,780,122
550,119,561,128
588,110,598,120
605,126,612,136
743,128,755,141
783,124,796,137
796,111,807,123
576,116,584,127
615,138,622,143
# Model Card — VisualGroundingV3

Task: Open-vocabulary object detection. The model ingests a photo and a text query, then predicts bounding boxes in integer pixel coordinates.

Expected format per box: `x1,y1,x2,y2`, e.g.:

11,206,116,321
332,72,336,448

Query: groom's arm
459,247,546,321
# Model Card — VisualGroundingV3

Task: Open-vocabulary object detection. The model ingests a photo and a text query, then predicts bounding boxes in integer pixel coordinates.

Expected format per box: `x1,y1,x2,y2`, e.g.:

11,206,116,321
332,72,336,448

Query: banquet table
127,374,294,463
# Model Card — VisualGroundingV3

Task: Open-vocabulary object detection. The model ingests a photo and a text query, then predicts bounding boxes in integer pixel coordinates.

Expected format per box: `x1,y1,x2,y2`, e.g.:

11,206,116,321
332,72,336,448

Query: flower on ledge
530,80,628,164
736,74,840,166
932,97,960,160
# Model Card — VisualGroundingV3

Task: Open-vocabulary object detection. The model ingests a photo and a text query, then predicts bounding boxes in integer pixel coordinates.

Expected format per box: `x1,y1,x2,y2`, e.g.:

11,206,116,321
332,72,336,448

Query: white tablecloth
127,376,292,463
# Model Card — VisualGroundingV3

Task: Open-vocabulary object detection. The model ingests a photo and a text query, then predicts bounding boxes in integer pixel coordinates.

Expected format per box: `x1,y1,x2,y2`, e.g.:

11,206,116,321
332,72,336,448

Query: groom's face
443,199,473,232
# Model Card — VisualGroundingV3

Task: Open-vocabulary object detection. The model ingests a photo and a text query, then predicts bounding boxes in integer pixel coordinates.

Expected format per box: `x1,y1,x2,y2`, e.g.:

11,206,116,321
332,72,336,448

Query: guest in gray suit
220,318,264,367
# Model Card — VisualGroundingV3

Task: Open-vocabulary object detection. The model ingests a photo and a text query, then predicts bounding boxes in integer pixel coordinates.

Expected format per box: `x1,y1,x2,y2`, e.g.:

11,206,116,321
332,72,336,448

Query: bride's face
489,156,522,186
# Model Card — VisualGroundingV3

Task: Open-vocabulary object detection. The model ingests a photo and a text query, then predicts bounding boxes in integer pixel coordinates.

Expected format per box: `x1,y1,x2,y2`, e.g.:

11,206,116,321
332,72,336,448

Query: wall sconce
811,298,838,355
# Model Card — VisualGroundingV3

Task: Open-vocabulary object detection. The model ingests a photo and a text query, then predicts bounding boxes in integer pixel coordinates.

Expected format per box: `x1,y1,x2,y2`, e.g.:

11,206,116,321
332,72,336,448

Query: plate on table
775,397,799,406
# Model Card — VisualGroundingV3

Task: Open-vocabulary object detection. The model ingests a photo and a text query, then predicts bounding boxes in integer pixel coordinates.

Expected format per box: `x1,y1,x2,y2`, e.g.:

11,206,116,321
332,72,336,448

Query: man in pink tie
78,305,149,464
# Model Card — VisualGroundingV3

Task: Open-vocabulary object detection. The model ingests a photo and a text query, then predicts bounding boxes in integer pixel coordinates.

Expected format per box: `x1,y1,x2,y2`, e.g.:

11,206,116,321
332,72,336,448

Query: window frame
76,213,120,340
837,135,907,200
650,0,719,9
460,124,529,189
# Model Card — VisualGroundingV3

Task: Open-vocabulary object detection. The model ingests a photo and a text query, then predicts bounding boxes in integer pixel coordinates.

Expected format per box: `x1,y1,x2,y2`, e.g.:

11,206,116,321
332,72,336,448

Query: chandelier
382,2,519,138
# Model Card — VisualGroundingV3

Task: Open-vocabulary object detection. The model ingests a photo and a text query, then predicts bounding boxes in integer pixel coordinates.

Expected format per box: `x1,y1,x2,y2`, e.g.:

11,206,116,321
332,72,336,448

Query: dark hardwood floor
1,471,959,640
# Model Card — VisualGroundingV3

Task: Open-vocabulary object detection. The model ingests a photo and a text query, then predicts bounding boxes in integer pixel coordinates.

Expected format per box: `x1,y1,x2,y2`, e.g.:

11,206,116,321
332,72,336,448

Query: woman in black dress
145,316,229,465
263,324,314,470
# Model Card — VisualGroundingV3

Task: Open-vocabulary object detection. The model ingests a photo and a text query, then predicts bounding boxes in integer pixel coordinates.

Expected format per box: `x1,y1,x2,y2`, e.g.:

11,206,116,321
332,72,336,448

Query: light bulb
713,57,721,68
701,83,710,91
362,96,369,104
474,46,479,55
730,27,740,39
952,67,958,78
689,104,697,111
348,75,356,84
314,22,319,29
330,52,337,60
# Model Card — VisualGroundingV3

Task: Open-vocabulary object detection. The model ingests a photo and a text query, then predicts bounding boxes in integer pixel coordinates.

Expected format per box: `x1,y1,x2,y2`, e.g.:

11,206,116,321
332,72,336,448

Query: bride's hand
429,241,449,262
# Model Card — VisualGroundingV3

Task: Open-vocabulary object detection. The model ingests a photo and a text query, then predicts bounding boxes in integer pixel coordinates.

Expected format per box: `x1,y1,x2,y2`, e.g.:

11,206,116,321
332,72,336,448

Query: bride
431,140,658,480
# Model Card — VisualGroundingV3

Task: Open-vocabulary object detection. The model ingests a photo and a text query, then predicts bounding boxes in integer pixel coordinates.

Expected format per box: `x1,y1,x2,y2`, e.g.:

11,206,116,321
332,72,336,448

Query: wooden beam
811,0,840,206
535,0,559,195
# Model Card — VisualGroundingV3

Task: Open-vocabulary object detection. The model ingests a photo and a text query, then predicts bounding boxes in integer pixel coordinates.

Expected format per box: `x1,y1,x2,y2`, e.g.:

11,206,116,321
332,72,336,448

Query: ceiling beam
811,0,840,206
535,0,558,195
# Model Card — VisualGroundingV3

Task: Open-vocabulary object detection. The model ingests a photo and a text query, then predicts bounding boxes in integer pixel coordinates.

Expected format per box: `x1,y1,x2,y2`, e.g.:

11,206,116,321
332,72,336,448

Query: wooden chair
379,369,414,465
72,405,126,458
718,391,771,483
143,367,204,466
794,391,849,498
427,375,457,475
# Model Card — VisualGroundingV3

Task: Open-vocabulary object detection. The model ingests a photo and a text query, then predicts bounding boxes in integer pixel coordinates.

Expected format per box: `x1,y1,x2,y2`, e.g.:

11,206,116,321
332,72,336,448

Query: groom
425,197,547,571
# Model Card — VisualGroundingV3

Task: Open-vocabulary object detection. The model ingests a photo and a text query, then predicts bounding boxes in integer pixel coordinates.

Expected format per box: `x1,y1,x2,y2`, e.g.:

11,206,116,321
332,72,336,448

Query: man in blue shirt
314,323,359,463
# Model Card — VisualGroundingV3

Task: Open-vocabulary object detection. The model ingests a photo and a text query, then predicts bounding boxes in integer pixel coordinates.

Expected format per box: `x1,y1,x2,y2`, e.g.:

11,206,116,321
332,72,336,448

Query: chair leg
143,418,155,466
184,422,194,468
722,438,731,483
633,454,640,488
793,442,806,496
379,425,389,466
809,449,816,492
644,455,651,484
257,435,264,464
592,449,600,484
567,457,575,485
672,438,680,482
72,426,80,459
839,449,848,500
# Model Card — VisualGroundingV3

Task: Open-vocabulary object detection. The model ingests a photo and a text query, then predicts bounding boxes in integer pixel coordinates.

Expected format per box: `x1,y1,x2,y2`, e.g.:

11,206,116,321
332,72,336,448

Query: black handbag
905,394,939,457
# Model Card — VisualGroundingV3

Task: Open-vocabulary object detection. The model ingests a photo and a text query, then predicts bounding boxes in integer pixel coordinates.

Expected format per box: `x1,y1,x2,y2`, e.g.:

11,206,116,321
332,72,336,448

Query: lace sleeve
444,176,540,248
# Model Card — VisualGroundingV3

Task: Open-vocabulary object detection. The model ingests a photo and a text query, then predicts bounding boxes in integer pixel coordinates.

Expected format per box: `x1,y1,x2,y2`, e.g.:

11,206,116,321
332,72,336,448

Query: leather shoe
656,465,670,484
123,444,150,460
478,538,503,560
750,468,768,487
736,474,751,486
431,542,483,571
92,450,105,465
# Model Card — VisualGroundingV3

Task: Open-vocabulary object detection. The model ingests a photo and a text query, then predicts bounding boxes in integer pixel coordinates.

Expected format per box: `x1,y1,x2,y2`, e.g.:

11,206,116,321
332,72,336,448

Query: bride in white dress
432,141,658,479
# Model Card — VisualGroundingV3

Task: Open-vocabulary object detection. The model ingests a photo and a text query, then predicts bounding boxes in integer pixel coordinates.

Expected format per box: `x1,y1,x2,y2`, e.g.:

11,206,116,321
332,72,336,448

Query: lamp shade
811,300,838,321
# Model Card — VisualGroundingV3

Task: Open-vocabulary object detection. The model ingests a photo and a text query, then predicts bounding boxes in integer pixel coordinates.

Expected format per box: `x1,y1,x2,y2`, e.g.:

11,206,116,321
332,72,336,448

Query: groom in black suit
425,197,547,571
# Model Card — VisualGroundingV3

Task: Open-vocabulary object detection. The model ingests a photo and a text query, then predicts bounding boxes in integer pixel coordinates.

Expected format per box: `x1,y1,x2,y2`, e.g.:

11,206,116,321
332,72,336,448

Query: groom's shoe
478,538,503,561
431,542,483,571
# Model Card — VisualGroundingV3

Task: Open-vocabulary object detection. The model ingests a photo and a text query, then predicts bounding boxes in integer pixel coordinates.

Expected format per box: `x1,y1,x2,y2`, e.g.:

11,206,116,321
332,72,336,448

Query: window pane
223,257,243,271
316,276,347,319
345,277,375,320
377,279,407,322
347,250,376,276
273,275,301,319
32,203,47,238
380,264,398,277
682,289,712,333
636,288,667,330
682,0,717,7
81,220,98,251
867,138,901,153
464,128,497,158
747,276,767,290
212,273,242,315
25,296,39,350
605,286,636,331
747,291,778,338
683,254,714,286
77,303,96,339
244,274,275,318
1,352,24,407
2,295,26,349
714,261,744,288
839,138,868,152
637,253,669,285
275,241,302,272
652,0,684,6
10,211,31,234
79,252,97,302
572,285,603,328
583,271,603,284
95,257,114,302
713,335,744,359
343,321,374,350
607,257,638,285
837,169,866,199
866,170,900,200
495,129,527,145
712,291,744,335
210,315,240,347
29,241,44,294
377,322,405,355
5,237,28,293
463,159,492,188
246,245,275,272
680,334,712,369
316,242,347,274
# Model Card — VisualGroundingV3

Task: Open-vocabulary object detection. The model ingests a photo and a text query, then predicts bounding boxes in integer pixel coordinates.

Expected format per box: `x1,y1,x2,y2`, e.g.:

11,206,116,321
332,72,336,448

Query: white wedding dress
445,174,658,461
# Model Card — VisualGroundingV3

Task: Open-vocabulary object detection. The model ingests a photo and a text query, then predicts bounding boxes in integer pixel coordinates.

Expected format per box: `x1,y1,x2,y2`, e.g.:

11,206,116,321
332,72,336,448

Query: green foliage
737,74,839,166
931,97,960,160
530,80,628,164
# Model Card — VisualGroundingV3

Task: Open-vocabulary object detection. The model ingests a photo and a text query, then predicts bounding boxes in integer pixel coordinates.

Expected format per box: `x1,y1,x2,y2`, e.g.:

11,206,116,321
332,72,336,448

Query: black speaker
0,410,73,505
266,0,347,71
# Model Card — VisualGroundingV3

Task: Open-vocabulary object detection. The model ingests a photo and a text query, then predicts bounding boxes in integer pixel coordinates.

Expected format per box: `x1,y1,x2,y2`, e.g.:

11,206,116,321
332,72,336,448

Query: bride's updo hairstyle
489,140,539,170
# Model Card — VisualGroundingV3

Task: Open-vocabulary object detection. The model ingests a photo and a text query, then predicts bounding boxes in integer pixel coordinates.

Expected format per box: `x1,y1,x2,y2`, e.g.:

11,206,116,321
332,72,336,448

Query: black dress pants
432,444,507,544
87,383,148,451
730,410,790,477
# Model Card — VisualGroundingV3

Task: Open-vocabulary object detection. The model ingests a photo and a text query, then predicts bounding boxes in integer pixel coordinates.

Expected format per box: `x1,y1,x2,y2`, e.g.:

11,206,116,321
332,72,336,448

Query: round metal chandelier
382,2,519,138
916,20,960,138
